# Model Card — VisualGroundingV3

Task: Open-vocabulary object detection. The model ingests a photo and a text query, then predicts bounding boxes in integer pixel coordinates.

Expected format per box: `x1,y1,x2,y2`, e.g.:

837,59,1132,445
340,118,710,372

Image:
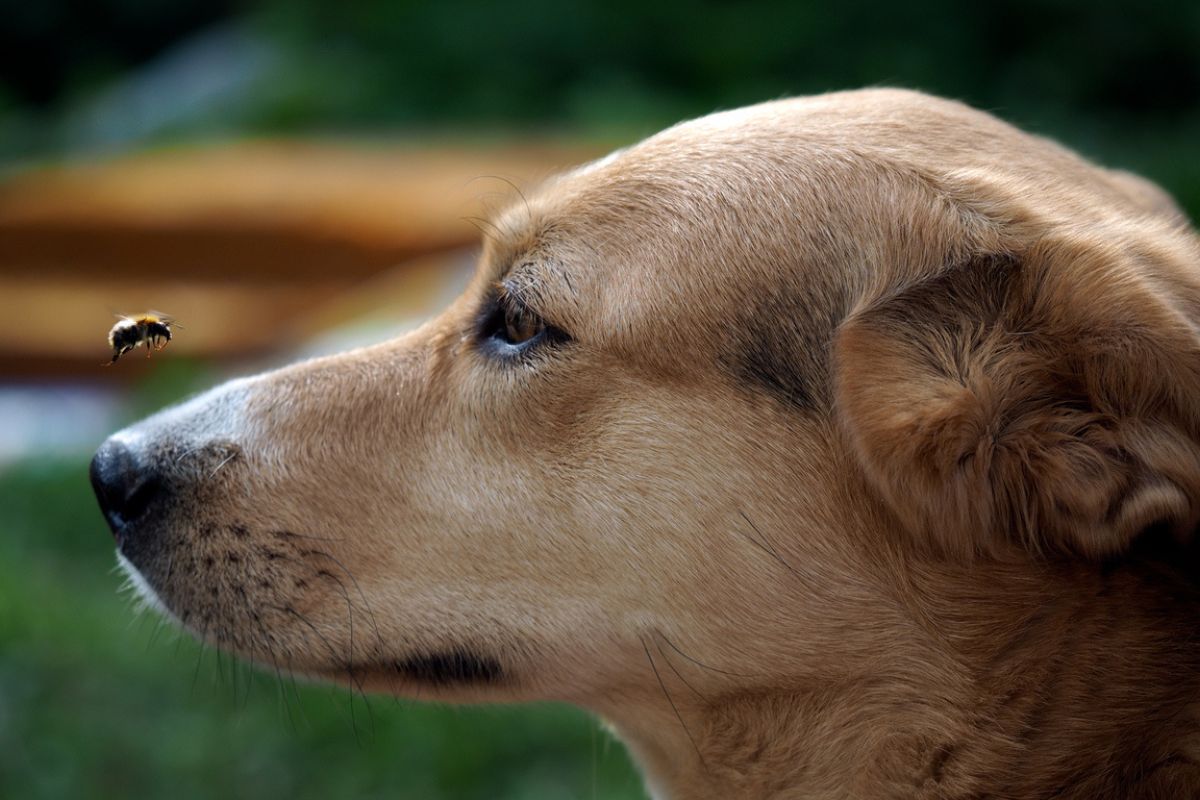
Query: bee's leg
145,339,153,358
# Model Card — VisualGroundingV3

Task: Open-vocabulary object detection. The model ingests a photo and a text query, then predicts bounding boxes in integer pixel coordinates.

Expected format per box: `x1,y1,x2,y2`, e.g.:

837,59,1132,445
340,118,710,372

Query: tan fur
106,89,1200,798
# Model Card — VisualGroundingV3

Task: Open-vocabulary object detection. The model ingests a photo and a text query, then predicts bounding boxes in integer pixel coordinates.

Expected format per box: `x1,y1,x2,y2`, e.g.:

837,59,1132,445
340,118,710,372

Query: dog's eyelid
495,281,531,311
499,257,578,306
496,276,546,312
495,280,570,334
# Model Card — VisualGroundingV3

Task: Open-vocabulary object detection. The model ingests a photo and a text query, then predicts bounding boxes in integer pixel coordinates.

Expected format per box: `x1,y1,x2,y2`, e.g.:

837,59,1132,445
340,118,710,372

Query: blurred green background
3,0,1200,215
1,1,1197,798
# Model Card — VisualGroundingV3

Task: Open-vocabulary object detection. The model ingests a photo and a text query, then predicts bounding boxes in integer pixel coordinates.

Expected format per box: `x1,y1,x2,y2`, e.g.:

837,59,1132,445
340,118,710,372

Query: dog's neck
610,548,1200,799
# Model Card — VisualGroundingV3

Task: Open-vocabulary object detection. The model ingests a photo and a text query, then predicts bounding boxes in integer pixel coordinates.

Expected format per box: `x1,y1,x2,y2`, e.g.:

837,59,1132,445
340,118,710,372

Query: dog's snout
90,439,163,541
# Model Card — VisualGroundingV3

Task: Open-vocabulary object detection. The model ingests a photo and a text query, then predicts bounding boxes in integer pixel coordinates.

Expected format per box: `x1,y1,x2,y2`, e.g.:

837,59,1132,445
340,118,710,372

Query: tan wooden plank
0,140,600,282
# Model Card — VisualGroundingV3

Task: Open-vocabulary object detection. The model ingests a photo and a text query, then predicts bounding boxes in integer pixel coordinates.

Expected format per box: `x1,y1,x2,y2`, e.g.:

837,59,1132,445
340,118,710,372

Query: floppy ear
835,231,1200,558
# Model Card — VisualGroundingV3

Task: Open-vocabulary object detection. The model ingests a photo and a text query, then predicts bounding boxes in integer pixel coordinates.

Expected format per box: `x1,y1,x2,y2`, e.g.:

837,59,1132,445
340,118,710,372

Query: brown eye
476,289,569,359
503,304,544,344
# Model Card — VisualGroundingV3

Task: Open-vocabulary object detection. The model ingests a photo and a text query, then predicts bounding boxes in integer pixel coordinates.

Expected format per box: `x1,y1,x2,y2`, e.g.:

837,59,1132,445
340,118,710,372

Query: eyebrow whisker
476,174,532,224
460,216,502,241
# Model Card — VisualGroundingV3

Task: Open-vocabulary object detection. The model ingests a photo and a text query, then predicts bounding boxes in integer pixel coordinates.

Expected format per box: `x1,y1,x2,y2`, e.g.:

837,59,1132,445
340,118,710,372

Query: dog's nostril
122,474,163,522
90,439,163,540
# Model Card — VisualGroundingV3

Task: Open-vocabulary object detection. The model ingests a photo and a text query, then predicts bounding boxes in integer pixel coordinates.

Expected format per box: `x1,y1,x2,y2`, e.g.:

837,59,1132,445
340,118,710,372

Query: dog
91,88,1200,799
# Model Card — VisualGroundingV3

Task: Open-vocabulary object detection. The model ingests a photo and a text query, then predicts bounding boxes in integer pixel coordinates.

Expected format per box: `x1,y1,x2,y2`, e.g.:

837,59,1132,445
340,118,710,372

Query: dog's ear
835,231,1200,558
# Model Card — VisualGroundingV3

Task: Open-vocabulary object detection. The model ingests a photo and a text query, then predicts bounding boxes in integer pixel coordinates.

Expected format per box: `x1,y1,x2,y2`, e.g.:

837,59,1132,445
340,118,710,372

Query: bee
105,313,180,365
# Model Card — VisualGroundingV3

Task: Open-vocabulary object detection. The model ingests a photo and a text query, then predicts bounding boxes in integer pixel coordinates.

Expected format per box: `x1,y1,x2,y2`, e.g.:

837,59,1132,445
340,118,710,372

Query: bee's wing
146,309,182,328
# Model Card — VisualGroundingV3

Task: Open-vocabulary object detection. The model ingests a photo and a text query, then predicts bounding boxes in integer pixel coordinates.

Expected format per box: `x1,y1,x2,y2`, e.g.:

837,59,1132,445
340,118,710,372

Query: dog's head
92,88,1200,792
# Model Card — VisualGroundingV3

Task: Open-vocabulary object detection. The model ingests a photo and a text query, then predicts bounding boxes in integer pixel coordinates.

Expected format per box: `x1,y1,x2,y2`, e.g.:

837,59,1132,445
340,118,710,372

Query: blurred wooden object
0,139,600,378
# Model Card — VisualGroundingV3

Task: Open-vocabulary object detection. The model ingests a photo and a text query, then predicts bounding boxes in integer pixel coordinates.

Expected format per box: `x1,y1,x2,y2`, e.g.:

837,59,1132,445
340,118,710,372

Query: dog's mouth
118,540,510,693
389,650,505,684
321,650,506,689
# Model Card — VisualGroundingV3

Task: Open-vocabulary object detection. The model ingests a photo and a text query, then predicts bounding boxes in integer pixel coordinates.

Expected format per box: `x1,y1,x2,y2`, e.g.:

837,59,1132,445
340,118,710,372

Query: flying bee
105,313,180,365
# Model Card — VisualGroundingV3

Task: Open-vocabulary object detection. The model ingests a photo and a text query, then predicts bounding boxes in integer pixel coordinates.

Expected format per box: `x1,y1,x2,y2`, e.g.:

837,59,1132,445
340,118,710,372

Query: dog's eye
502,303,544,345
477,293,568,358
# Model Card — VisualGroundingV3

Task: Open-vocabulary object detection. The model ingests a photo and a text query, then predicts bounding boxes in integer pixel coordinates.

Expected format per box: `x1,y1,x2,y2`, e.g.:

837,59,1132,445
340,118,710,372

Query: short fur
96,89,1200,799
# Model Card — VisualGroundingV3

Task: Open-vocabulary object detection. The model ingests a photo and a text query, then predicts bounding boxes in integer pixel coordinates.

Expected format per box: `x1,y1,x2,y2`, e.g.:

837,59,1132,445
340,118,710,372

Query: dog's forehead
485,99,881,310
486,87,1101,301
490,117,797,277
493,91,938,265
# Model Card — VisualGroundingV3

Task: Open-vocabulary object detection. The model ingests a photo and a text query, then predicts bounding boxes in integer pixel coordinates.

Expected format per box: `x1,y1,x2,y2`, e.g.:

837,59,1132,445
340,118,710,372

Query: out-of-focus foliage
251,0,1200,129
5,0,1198,127
2,0,1198,216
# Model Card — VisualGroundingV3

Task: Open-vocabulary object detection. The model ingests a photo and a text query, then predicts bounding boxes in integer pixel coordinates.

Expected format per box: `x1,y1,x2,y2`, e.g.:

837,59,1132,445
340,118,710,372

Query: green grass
0,455,645,799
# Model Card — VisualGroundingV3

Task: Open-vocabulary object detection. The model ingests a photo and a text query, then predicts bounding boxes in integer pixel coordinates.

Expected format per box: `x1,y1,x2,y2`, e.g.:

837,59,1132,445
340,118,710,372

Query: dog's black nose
90,439,162,540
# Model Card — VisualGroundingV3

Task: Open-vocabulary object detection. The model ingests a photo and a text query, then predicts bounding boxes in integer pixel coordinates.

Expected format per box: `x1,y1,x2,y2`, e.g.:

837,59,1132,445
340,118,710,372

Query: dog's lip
308,650,506,687
104,512,149,551
116,551,178,622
